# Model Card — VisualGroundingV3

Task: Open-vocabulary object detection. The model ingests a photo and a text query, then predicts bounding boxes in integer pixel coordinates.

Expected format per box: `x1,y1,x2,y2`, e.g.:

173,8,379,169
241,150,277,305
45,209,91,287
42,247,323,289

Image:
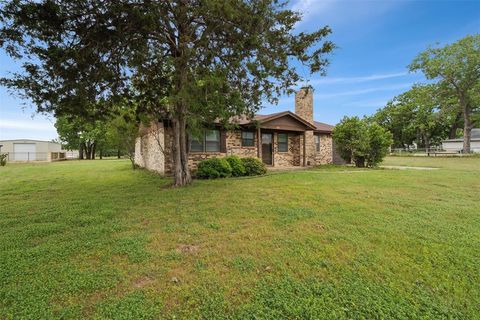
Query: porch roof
229,111,331,132
213,111,334,133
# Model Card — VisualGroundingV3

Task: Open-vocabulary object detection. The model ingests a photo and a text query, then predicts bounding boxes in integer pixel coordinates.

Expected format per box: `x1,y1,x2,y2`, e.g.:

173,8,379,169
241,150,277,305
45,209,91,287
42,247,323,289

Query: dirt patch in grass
176,244,200,254
133,276,155,288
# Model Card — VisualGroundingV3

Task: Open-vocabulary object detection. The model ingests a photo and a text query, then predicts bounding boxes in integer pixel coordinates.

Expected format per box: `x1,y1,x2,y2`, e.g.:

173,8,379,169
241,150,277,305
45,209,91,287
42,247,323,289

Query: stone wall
313,133,333,165
273,132,302,167
135,122,334,174
293,87,334,165
164,129,259,174
295,88,314,123
304,131,316,166
226,130,258,158
134,122,166,174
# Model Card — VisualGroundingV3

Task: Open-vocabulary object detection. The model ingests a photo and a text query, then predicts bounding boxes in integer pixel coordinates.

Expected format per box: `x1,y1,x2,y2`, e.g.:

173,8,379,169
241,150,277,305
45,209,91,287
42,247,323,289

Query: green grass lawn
1,157,479,319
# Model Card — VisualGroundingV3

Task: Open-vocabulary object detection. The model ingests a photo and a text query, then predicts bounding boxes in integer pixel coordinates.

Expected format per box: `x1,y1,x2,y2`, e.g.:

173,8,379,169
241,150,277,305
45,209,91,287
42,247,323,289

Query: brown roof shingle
217,111,334,133
313,121,334,133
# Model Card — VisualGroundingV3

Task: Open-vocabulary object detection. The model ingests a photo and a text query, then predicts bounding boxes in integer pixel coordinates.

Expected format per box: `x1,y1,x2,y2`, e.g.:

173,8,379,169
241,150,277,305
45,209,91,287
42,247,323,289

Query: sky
0,0,479,140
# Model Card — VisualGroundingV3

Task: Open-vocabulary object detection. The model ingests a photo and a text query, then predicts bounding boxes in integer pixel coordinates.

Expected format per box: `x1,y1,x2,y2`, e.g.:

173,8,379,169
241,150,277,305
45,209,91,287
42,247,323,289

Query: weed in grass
274,207,317,225
111,235,150,263
96,291,162,320
229,256,255,272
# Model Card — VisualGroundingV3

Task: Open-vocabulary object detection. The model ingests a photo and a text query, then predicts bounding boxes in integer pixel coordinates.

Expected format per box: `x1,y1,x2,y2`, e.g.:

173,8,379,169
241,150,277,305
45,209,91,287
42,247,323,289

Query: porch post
303,131,306,166
257,127,261,159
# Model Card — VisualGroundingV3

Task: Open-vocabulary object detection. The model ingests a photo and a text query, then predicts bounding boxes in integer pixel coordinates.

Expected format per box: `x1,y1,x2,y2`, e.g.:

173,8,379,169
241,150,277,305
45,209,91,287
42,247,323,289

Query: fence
5,152,49,161
3,152,79,162
390,147,462,156
64,151,79,159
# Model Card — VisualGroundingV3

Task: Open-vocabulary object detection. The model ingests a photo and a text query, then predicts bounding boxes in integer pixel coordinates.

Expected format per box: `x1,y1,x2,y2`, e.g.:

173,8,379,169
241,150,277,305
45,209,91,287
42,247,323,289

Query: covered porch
247,111,316,167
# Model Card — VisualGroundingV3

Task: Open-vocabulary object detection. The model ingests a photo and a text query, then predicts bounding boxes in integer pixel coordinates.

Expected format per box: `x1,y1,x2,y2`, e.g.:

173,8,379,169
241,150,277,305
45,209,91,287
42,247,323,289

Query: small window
242,131,255,147
190,130,220,152
278,133,288,152
190,137,204,152
205,130,220,152
315,134,321,152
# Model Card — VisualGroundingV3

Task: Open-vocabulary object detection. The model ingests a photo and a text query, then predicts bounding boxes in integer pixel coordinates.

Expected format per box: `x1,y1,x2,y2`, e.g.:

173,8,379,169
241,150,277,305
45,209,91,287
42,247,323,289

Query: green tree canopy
409,34,480,153
333,116,392,167
104,105,139,168
55,115,107,160
0,0,335,186
372,84,453,149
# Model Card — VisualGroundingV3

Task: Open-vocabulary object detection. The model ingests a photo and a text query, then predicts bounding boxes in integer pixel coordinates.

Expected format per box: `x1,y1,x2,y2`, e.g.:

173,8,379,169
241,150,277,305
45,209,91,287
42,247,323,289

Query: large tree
0,1,334,186
409,34,480,153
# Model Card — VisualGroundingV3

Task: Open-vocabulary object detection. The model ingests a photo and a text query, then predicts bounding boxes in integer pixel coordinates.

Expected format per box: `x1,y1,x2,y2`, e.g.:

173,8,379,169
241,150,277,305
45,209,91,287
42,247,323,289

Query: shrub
241,157,267,176
0,154,7,166
365,123,393,167
333,116,392,167
196,158,232,179
225,156,246,177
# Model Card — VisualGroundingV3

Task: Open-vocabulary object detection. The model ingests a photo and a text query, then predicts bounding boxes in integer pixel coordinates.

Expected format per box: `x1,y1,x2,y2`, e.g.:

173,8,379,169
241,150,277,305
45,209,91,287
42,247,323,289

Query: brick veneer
135,125,333,174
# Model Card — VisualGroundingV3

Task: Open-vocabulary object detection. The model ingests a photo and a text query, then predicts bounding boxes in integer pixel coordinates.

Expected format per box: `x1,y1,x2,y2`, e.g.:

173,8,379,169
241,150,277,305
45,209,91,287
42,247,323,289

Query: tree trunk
355,156,365,168
99,149,103,160
171,116,192,187
91,143,96,160
463,121,472,154
449,111,462,139
117,149,121,159
460,95,472,153
129,153,136,170
168,4,193,187
85,142,91,160
424,133,430,151
79,143,84,160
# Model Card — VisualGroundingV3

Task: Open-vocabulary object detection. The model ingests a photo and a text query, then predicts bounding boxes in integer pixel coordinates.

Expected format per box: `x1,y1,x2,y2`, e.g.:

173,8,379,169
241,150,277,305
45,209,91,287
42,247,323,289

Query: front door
261,133,273,165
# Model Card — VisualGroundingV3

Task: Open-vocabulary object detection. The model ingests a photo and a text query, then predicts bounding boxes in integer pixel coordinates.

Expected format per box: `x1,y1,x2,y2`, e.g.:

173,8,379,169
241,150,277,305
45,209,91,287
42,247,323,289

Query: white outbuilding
0,139,77,162
442,129,480,153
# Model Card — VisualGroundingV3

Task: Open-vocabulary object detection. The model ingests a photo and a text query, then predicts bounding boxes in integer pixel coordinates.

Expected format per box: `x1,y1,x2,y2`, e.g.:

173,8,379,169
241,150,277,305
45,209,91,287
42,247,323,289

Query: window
190,137,204,152
278,133,288,152
315,134,321,152
242,131,255,147
190,130,220,152
205,130,220,152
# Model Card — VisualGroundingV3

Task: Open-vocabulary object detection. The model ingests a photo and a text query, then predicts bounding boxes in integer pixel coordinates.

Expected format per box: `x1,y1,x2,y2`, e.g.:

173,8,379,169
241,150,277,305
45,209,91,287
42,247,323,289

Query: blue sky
1,0,479,140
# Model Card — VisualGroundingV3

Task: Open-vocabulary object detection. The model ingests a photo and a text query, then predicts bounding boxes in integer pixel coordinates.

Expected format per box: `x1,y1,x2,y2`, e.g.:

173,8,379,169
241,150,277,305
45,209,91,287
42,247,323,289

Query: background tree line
372,35,480,152
55,104,139,167
332,34,478,167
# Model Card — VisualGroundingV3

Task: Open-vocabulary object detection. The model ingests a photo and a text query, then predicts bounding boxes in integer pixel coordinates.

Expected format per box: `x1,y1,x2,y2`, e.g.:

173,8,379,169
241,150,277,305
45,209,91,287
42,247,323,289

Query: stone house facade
135,88,334,174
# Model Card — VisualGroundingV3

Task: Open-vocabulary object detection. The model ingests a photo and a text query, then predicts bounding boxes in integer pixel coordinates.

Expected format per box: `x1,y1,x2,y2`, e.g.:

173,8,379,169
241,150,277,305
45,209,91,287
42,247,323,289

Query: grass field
1,157,479,319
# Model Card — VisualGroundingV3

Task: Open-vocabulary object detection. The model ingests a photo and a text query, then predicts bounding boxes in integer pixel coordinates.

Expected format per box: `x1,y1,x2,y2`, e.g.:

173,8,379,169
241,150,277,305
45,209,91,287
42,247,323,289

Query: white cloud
291,0,334,25
308,71,409,85
316,83,412,99
343,98,392,108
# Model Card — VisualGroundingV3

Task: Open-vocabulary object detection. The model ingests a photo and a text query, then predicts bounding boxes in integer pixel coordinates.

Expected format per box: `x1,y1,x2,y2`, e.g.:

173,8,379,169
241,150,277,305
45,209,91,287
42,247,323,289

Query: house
134,88,334,174
442,129,480,153
0,139,78,161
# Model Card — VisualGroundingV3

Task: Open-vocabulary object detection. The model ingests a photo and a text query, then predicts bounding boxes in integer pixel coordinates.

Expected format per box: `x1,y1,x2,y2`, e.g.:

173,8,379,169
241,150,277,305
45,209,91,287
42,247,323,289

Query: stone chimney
295,87,314,124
